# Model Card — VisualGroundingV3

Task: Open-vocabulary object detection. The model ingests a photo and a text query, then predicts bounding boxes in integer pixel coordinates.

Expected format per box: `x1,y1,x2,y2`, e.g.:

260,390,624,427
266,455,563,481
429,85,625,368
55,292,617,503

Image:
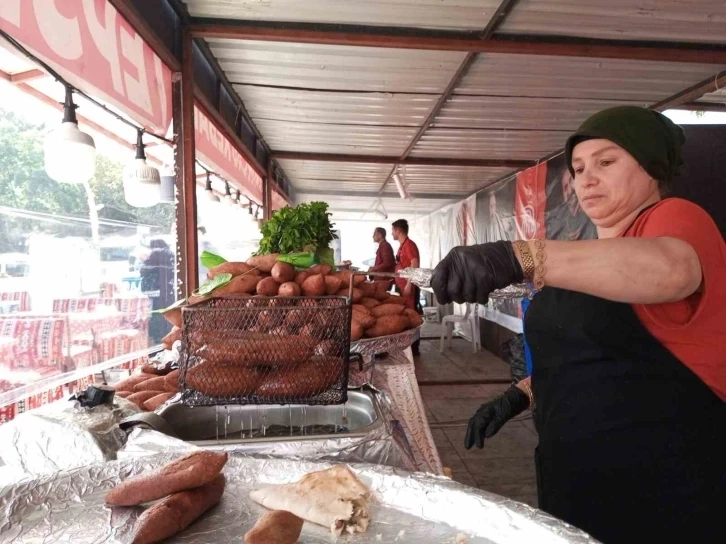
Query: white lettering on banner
34,0,82,60
120,25,151,115
0,0,20,27
153,56,167,129
194,104,264,202
0,0,173,133
82,0,123,95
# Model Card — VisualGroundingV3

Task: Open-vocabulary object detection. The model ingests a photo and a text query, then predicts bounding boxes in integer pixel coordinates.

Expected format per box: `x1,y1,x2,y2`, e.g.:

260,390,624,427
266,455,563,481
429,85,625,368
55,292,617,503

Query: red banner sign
514,162,547,240
0,0,172,133
194,103,264,203
271,190,289,212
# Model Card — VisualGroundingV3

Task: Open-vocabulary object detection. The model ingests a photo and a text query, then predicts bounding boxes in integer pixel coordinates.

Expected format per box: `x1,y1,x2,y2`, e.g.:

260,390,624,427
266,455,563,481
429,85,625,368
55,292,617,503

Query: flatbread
249,465,371,536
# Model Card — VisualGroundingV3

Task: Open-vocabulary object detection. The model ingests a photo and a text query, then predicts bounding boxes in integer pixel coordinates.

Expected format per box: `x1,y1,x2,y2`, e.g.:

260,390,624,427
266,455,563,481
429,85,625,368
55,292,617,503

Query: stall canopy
3,1,725,222
176,0,726,221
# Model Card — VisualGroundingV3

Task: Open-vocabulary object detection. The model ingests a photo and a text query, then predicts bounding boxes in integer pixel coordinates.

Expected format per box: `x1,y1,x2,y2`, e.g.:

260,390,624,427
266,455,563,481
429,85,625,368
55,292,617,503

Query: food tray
350,325,421,356
180,295,352,406
0,454,598,544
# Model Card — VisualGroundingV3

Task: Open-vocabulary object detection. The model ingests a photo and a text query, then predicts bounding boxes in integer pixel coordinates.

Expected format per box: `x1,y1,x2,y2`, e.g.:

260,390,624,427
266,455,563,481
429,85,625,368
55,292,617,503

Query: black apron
525,283,725,543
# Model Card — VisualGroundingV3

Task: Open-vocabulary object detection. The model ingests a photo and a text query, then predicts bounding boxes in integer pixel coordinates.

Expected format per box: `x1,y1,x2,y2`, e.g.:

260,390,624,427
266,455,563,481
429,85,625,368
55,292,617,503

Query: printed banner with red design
514,163,547,240
194,103,264,203
0,0,172,133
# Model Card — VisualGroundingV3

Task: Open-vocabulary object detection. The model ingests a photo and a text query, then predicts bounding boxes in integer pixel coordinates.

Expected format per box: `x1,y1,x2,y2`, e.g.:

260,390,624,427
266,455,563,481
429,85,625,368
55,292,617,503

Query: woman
431,106,725,544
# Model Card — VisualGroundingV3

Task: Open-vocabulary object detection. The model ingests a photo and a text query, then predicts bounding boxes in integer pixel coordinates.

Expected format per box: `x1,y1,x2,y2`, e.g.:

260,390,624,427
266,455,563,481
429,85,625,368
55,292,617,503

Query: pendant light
222,182,235,205
393,168,410,200
44,85,96,184
203,172,220,202
123,129,161,207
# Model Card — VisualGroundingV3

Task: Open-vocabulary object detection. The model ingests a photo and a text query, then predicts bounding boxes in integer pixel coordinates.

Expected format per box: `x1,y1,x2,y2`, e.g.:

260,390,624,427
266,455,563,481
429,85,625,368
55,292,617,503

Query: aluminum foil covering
488,283,534,300
0,453,599,544
396,268,533,300
119,421,416,472
0,397,140,485
351,326,420,356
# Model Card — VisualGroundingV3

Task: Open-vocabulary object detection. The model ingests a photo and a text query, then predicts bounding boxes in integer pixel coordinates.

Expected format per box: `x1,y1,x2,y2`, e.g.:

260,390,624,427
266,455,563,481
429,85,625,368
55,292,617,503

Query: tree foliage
0,107,175,253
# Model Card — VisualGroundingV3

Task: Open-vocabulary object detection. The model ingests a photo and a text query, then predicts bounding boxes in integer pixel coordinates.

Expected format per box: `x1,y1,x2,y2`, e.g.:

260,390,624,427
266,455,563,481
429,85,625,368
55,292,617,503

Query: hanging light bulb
123,128,161,207
203,172,220,202
44,85,96,184
222,182,235,205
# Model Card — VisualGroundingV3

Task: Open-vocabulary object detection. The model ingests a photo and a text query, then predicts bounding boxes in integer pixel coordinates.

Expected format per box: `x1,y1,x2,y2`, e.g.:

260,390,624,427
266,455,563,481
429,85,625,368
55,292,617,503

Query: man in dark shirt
369,227,395,273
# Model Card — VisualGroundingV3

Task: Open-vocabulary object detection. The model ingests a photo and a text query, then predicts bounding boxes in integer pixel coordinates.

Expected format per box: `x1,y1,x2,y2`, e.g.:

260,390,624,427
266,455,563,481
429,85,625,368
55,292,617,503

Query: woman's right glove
465,385,530,449
431,241,523,305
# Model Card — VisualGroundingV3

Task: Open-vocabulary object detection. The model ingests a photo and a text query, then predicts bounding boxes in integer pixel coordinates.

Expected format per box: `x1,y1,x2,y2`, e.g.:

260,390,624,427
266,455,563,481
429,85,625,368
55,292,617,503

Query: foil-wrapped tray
0,454,598,544
350,326,420,356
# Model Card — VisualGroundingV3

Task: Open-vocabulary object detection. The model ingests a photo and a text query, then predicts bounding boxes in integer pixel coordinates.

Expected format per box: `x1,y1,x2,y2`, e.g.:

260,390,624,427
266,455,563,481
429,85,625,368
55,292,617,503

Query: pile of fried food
160,255,424,349
105,451,228,544
112,362,179,411
245,465,372,544
106,453,371,544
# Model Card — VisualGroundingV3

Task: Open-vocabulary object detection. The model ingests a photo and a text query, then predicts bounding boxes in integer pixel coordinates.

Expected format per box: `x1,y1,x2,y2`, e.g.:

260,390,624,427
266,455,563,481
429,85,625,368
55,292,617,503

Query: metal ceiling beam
10,69,45,83
272,151,534,169
297,189,463,200
652,71,726,111
376,0,521,195
189,19,726,65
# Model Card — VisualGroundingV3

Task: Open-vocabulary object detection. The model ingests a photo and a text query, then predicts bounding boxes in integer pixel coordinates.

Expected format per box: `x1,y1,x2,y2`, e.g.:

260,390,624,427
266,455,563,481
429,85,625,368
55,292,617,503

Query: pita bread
249,465,371,536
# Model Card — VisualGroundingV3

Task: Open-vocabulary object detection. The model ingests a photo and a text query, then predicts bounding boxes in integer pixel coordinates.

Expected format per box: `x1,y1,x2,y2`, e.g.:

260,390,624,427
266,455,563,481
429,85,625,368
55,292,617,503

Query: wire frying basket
179,293,353,406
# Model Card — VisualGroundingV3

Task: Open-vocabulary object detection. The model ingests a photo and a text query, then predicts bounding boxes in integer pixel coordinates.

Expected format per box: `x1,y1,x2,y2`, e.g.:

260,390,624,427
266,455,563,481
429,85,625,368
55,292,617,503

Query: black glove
431,241,523,305
465,385,530,449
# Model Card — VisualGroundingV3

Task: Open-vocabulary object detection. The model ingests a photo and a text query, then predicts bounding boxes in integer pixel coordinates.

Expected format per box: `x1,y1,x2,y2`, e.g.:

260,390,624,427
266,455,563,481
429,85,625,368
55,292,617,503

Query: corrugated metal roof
254,118,416,155
410,128,568,159
435,95,640,130
500,0,726,44
297,193,453,218
277,160,391,192
206,39,467,93
383,165,513,195
457,54,724,101
235,85,437,127
279,160,511,196
184,0,500,31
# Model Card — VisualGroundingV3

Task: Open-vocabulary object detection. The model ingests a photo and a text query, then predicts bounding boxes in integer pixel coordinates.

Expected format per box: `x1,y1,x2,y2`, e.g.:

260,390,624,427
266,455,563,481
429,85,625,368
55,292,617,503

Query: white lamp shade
123,158,160,207
159,175,175,203
44,122,96,184
203,188,220,202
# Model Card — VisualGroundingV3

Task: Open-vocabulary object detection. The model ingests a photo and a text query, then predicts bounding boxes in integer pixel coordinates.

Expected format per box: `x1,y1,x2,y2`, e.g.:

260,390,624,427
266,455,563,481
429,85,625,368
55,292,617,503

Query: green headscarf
565,106,685,189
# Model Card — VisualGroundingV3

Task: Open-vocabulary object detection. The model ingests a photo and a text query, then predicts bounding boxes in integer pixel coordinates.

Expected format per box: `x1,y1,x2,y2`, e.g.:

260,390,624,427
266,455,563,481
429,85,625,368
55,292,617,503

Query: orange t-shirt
624,198,726,400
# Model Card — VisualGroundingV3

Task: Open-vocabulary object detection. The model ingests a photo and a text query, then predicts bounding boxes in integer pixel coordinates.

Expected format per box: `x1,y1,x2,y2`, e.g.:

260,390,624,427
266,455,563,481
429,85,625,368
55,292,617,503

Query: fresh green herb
257,202,337,256
277,252,317,268
152,298,186,314
194,273,233,296
316,247,335,267
201,250,227,268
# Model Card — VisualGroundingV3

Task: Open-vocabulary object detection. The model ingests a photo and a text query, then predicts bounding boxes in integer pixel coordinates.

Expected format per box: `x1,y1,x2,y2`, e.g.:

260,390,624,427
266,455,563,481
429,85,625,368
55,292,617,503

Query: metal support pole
263,158,273,220
175,29,199,298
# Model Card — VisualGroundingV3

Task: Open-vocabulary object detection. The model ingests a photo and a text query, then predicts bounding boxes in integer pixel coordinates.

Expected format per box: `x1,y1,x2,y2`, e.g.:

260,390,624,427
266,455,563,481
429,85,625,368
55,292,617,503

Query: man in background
392,219,421,356
369,227,395,274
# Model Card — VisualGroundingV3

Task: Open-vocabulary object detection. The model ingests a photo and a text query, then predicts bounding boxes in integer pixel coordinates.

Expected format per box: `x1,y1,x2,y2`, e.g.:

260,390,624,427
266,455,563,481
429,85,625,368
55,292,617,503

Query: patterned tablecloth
349,348,443,475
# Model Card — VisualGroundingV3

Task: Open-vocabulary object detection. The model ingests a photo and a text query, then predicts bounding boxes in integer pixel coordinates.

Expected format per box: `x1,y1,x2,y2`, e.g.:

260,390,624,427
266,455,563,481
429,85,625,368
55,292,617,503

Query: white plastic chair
439,303,480,353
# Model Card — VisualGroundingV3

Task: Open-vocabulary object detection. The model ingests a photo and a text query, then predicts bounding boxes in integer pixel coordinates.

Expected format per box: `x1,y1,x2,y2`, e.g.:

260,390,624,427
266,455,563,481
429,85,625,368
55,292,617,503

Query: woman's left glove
431,241,523,305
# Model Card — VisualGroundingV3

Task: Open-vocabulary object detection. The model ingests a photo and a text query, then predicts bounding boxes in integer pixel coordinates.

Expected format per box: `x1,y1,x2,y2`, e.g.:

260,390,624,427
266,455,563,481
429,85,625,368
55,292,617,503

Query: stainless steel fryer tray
120,389,383,447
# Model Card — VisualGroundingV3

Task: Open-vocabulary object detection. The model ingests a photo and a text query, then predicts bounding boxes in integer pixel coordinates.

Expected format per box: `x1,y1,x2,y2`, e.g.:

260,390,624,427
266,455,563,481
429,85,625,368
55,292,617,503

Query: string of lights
0,28,262,213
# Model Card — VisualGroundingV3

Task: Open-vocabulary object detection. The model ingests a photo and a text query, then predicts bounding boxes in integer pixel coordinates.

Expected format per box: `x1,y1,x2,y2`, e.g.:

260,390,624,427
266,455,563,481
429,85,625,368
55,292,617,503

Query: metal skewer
359,268,534,300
